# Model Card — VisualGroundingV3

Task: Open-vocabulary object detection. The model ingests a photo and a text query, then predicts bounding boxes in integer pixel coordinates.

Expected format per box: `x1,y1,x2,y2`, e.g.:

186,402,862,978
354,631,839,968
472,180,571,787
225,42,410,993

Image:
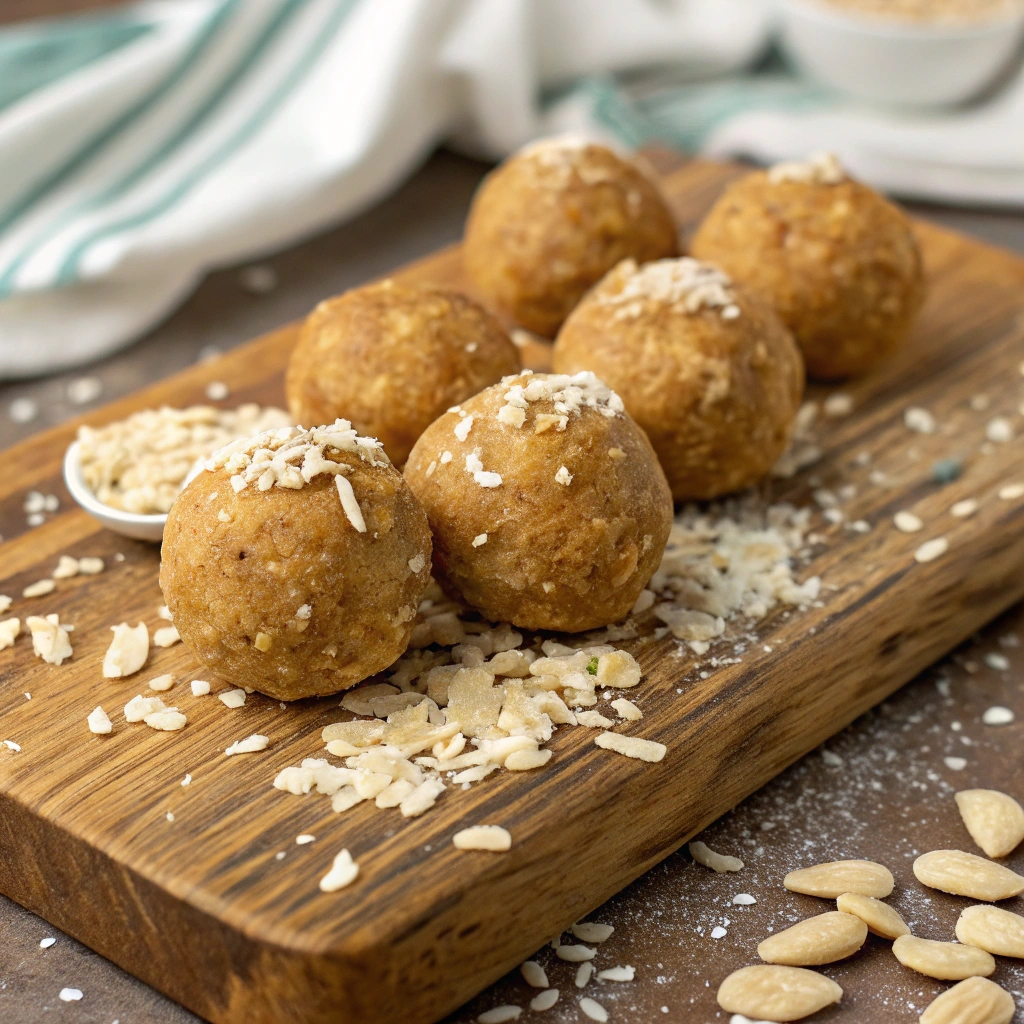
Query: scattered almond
717,965,842,1021
913,850,1024,901
919,976,1015,1024
836,892,910,940
892,934,995,980
956,905,1024,959
955,790,1024,859
594,732,665,762
784,860,894,899
689,840,744,873
153,626,180,648
758,911,867,966
102,622,149,678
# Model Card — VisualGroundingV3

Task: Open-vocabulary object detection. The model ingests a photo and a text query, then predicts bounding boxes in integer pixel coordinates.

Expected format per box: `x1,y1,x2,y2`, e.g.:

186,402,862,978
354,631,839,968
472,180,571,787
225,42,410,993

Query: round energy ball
160,420,432,700
553,257,804,501
404,372,673,632
463,137,679,338
286,281,521,466
690,152,926,379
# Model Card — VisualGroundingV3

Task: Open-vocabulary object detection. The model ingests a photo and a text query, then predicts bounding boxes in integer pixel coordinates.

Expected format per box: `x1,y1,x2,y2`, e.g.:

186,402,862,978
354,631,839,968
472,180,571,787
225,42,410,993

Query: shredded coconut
102,622,148,678
600,257,740,320
87,706,112,735
319,848,359,891
25,615,73,665
768,151,846,186
225,734,269,755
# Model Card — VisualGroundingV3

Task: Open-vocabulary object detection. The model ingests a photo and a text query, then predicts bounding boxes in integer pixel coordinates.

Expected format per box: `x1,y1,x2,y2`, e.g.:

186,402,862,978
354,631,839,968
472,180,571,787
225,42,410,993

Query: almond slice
836,893,910,940
893,934,995,980
913,850,1024,902
955,790,1024,859
717,965,842,1021
956,905,1024,959
758,911,867,966
784,860,894,899
919,976,1015,1024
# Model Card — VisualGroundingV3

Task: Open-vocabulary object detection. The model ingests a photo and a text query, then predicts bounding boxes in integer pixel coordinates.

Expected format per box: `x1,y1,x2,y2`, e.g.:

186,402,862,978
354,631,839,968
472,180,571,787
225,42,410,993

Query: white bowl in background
63,441,167,543
777,0,1024,108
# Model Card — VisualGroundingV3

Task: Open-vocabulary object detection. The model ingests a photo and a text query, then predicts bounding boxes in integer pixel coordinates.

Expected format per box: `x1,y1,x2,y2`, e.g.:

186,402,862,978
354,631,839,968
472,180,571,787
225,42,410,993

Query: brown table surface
2,149,1024,1024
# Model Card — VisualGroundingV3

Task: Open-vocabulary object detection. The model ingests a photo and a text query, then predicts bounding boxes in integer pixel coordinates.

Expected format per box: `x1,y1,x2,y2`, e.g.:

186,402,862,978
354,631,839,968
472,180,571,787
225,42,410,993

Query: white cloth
0,0,1021,379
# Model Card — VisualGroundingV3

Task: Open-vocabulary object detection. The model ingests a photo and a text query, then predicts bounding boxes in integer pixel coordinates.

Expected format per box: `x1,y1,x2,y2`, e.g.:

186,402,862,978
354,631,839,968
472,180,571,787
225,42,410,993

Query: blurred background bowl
777,0,1024,108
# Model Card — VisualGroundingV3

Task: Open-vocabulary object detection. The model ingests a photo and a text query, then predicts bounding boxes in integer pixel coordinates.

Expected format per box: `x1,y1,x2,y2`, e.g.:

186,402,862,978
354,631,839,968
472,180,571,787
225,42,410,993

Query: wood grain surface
2,158,1024,1024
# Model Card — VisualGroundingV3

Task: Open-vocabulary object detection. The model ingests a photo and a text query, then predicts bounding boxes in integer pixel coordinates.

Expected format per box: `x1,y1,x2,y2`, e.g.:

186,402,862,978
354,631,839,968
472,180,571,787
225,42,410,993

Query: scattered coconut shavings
594,732,665,762
124,695,167,722
144,709,186,731
0,618,21,650
153,626,180,648
572,922,615,943
555,466,573,486
982,706,1014,725
499,370,624,421
600,257,740,320
596,966,635,982
453,825,512,851
23,579,55,598
823,393,854,418
3,740,21,752
148,674,174,692
191,680,211,696
904,406,936,434
986,417,1013,443
78,404,291,514
0,595,11,614
205,418,388,503
219,688,246,709
611,698,642,721
334,475,367,532
894,511,923,533
472,534,488,547
999,483,1024,500
26,615,72,665
771,401,820,478
915,537,949,563
319,848,359,891
225,734,269,755
952,498,979,517
87,707,112,735
52,555,80,579
454,414,475,442
689,840,745,873
102,622,148,678
80,557,106,575
768,151,845,185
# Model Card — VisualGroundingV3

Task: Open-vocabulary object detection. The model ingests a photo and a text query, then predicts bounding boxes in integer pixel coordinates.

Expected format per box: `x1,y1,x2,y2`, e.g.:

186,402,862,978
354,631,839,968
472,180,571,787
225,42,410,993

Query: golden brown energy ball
285,281,520,466
463,137,679,338
690,152,926,380
160,420,432,700
404,372,672,633
554,257,804,501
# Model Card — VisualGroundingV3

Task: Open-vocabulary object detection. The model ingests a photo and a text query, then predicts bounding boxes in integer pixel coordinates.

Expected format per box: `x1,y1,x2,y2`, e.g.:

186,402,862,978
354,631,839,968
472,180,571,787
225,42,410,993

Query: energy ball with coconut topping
286,281,520,466
463,137,679,338
160,420,432,700
404,372,673,633
554,257,804,501
690,152,926,380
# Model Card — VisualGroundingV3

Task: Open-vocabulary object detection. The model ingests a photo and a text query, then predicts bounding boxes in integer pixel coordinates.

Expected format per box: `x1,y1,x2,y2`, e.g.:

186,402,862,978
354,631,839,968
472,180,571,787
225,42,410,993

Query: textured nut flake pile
77,404,291,514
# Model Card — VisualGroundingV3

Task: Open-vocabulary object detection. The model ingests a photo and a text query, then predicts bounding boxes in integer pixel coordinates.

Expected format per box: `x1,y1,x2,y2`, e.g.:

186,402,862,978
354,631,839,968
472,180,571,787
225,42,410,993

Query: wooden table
2,148,1024,1024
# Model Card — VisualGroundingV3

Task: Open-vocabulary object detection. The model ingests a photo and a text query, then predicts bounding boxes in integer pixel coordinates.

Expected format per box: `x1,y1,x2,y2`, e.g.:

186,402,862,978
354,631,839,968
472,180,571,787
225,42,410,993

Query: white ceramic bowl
777,0,1024,108
63,441,167,542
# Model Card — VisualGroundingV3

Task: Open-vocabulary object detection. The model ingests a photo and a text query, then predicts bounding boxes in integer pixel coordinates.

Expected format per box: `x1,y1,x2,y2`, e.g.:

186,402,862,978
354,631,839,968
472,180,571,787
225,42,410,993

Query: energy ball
554,257,804,501
690,152,926,380
404,372,672,633
160,420,432,700
286,281,520,466
463,137,679,338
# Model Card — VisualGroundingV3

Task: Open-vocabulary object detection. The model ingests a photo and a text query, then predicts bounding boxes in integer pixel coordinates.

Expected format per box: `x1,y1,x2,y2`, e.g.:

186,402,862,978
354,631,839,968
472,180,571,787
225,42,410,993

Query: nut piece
689,840,744,873
717,965,842,1021
955,790,1024,859
758,911,867,966
452,825,512,852
892,934,995,980
784,860,894,899
913,850,1024,902
102,622,149,678
836,893,910,940
919,976,1015,1024
956,905,1024,959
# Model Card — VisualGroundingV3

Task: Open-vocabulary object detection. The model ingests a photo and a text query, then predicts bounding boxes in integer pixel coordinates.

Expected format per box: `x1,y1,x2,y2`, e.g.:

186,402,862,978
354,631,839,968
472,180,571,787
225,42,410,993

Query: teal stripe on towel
0,8,152,114
57,0,359,286
0,0,240,291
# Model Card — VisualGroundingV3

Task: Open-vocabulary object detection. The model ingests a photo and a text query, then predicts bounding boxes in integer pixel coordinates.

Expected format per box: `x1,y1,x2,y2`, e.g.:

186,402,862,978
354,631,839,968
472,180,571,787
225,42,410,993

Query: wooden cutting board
2,157,1024,1024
